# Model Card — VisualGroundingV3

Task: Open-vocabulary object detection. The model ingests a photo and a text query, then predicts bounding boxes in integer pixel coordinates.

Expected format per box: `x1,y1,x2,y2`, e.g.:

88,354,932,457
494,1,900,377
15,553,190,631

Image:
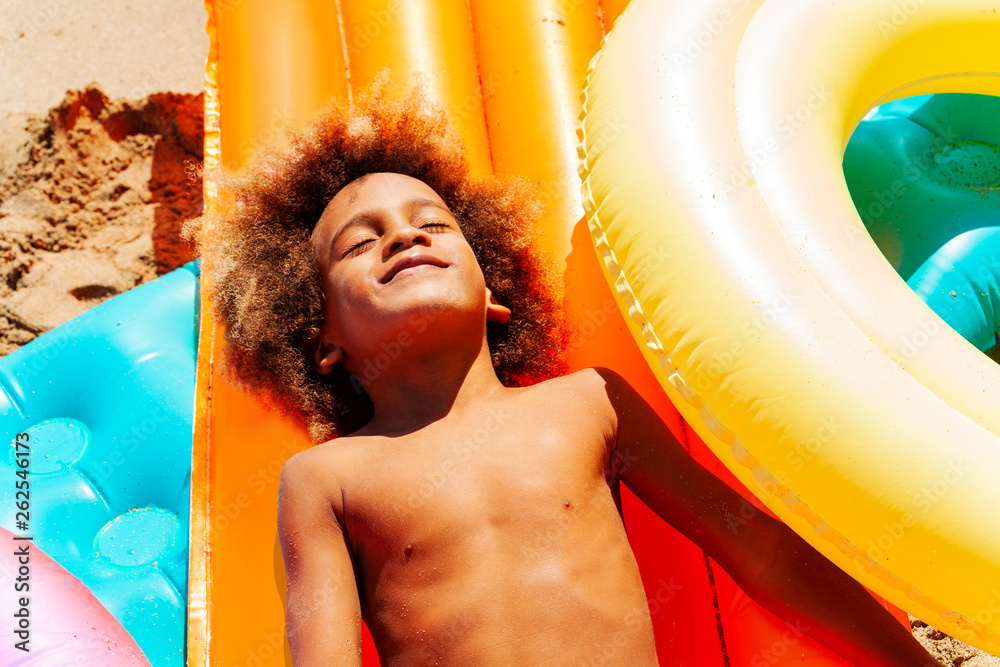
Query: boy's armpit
277,453,364,666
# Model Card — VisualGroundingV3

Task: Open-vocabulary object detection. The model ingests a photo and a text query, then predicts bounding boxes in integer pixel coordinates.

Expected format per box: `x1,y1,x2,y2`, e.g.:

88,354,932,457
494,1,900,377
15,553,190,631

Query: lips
380,254,449,284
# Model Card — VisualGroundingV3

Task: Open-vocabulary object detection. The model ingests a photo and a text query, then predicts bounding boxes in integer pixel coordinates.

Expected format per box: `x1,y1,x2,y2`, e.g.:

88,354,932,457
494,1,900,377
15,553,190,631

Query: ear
486,289,511,324
312,339,344,375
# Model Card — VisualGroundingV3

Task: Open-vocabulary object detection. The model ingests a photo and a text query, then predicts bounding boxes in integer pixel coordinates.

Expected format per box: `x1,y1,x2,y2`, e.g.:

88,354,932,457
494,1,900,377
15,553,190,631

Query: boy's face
310,172,508,375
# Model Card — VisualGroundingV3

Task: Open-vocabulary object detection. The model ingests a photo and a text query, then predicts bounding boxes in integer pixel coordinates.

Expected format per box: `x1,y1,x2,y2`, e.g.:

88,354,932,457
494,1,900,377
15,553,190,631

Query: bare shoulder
281,432,377,478
280,441,341,487
278,436,372,519
527,367,624,399
533,367,633,405
278,446,338,524
519,367,632,431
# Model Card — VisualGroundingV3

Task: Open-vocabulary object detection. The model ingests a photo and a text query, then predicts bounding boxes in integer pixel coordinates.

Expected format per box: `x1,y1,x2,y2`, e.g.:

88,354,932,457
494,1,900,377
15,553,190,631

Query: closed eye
344,237,375,257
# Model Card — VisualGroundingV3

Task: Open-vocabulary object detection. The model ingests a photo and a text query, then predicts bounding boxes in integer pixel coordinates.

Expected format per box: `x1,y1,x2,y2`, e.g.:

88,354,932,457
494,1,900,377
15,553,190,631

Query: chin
384,291,485,336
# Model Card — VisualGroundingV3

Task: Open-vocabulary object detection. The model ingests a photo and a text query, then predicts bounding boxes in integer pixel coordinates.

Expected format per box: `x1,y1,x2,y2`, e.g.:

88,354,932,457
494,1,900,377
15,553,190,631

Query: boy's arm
277,452,363,667
593,368,941,667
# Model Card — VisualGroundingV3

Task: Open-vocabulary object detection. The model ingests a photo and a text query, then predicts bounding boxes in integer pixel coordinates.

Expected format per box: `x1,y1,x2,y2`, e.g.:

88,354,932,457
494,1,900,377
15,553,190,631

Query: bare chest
342,404,614,559
318,384,655,663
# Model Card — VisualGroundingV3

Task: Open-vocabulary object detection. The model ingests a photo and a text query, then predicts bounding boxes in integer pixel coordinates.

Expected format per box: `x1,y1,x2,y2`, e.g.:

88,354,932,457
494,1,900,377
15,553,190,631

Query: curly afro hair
185,82,567,442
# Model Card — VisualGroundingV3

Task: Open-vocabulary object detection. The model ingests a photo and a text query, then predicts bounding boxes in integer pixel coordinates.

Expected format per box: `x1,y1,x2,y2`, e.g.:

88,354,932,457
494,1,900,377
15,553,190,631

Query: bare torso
304,371,659,666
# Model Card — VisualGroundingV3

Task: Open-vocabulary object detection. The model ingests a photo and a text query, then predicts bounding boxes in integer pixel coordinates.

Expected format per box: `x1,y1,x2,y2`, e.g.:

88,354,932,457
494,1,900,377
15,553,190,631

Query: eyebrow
328,197,452,253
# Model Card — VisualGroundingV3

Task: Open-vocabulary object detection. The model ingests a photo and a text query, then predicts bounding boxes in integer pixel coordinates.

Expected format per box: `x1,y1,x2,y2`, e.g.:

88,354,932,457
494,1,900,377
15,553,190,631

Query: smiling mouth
380,256,448,284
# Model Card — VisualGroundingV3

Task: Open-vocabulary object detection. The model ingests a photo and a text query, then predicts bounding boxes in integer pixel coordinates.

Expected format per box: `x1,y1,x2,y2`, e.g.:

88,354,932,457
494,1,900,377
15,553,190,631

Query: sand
0,0,207,117
0,0,206,352
0,85,202,355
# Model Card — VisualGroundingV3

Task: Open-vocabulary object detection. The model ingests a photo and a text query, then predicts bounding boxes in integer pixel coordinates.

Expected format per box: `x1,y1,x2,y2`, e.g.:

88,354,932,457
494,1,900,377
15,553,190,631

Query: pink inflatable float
0,528,151,666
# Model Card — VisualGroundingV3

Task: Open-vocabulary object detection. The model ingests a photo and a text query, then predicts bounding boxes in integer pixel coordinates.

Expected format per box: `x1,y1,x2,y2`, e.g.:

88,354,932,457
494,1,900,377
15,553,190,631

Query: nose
382,222,430,257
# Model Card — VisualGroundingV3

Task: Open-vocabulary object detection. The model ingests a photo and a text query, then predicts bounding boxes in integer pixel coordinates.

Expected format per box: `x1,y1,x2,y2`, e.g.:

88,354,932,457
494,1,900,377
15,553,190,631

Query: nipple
403,544,414,561
562,500,572,510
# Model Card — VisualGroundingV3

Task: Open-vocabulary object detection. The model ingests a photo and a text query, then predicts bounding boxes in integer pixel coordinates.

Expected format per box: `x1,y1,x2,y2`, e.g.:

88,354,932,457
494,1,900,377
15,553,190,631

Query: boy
192,88,941,666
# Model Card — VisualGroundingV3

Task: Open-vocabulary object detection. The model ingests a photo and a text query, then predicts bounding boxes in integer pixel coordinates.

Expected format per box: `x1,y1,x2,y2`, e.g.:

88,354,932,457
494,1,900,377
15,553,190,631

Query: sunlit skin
277,173,942,666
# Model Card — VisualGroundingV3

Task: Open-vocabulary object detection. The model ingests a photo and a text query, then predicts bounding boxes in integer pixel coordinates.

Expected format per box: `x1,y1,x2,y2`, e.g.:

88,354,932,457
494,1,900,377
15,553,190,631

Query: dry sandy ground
0,0,207,116
0,0,207,353
0,1,997,665
0,85,203,354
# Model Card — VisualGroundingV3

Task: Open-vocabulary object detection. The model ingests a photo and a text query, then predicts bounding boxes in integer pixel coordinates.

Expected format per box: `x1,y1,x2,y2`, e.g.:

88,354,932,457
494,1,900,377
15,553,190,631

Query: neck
352,333,504,436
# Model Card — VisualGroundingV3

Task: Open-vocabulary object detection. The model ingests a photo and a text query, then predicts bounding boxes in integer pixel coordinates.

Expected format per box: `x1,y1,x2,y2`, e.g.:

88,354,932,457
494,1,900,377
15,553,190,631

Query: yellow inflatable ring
579,0,1000,654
